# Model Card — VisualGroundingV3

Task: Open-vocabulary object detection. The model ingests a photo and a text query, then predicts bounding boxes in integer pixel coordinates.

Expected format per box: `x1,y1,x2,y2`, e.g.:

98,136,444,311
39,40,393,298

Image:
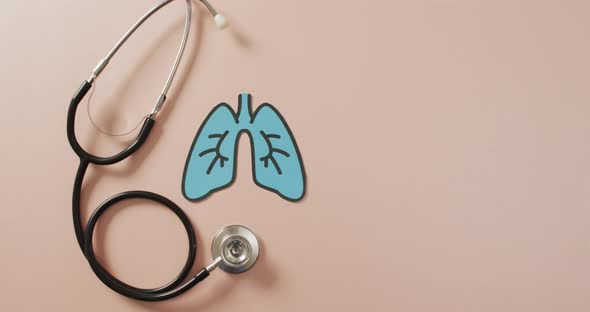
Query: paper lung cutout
182,94,305,202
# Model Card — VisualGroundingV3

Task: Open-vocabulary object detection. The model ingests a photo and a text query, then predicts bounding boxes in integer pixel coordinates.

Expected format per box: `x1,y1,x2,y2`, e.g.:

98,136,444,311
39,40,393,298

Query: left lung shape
249,104,305,201
183,94,305,202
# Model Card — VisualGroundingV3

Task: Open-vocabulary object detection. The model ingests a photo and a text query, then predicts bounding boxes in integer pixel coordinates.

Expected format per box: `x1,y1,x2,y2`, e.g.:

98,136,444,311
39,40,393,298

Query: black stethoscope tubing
65,0,221,301
68,82,207,302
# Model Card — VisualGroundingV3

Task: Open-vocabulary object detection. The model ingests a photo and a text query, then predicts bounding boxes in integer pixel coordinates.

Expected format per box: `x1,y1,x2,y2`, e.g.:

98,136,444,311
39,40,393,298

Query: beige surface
1,0,590,311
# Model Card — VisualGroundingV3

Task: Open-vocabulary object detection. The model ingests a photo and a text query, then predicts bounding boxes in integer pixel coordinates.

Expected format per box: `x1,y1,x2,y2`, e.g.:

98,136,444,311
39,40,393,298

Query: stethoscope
67,0,260,301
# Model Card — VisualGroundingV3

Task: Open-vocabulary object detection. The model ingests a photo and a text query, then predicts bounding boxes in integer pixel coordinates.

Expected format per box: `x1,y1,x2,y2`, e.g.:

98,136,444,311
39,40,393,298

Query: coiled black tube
68,81,208,301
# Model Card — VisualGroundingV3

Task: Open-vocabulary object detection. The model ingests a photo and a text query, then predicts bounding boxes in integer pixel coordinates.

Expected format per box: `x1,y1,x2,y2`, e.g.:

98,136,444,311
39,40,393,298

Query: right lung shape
182,94,305,202
182,103,239,201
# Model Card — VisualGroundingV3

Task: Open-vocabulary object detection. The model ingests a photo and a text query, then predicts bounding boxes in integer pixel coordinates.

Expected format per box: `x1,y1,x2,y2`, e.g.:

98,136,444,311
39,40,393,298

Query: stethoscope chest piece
211,225,260,274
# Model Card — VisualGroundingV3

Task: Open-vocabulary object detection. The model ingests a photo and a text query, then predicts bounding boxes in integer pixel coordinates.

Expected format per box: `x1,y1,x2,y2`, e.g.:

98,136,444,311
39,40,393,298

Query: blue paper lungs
182,94,305,202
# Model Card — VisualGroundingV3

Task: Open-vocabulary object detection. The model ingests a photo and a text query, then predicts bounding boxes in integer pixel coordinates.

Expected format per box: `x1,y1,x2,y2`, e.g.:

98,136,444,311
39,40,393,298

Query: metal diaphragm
211,225,260,274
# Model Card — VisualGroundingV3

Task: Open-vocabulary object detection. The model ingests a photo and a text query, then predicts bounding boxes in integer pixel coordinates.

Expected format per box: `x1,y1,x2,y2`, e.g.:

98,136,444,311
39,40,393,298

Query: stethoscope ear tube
67,80,155,165
72,81,92,106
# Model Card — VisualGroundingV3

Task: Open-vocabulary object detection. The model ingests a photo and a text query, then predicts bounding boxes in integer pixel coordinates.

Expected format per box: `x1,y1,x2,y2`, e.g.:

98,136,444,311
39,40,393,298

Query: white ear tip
214,14,229,30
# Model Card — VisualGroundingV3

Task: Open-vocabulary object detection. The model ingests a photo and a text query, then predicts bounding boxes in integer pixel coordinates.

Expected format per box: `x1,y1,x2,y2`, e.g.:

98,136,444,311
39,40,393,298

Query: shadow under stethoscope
93,201,277,311
77,3,273,310
144,237,277,312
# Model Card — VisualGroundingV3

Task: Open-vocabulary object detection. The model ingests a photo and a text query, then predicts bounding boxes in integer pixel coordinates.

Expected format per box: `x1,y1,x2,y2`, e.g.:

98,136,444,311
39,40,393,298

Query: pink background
2,0,590,311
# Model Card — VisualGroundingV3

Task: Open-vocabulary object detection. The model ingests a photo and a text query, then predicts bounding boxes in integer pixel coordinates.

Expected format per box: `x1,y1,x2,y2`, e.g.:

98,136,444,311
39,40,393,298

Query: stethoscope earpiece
210,225,260,274
214,14,229,30
200,0,229,30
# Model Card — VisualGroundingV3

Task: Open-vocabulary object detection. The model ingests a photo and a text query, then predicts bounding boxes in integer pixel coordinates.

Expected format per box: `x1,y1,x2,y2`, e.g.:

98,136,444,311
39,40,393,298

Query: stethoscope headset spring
66,0,257,302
